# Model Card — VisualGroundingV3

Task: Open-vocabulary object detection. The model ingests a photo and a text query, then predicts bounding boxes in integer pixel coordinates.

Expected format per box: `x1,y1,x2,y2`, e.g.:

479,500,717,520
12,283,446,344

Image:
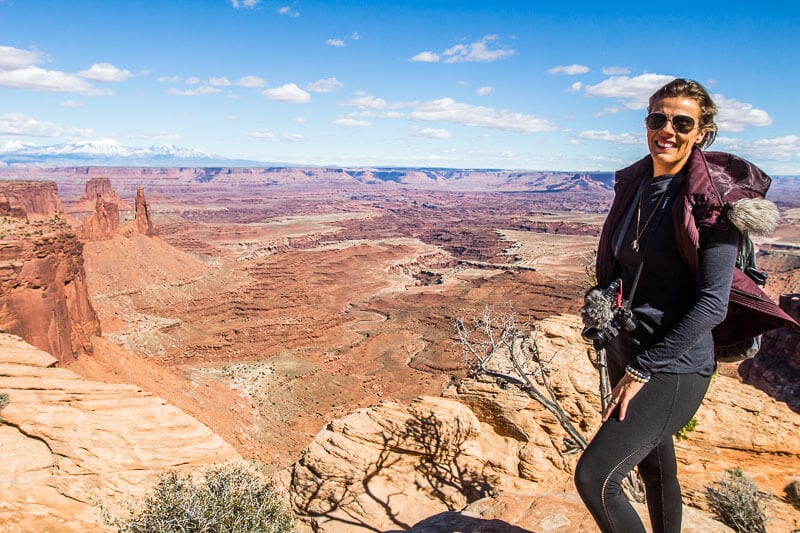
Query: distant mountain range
0,140,279,167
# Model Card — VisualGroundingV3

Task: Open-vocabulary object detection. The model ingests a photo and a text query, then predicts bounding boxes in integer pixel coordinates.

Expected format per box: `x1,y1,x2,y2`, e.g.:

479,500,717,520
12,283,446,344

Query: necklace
632,184,669,252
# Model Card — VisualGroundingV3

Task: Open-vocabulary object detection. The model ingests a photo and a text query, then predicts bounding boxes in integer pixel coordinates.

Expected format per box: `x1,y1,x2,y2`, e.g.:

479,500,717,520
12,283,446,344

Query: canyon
0,166,799,531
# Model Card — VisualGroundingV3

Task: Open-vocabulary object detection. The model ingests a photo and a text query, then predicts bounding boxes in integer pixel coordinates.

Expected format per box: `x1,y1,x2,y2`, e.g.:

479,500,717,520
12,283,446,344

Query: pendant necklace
632,184,669,252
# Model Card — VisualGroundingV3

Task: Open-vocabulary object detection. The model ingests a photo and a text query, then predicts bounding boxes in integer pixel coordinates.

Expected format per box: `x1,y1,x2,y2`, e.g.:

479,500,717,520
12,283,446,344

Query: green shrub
0,392,8,421
675,416,697,441
102,462,296,533
705,467,767,533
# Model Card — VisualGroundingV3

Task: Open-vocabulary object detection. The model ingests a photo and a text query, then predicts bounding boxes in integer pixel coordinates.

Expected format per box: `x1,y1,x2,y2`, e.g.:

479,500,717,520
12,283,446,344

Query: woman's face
647,96,706,176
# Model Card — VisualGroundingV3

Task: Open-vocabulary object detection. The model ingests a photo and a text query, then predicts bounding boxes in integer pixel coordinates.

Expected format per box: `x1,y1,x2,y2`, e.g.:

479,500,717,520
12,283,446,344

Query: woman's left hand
603,373,645,422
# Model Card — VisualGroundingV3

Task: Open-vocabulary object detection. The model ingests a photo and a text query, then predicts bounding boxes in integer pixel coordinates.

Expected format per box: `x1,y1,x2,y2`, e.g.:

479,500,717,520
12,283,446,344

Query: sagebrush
101,462,296,533
705,467,767,533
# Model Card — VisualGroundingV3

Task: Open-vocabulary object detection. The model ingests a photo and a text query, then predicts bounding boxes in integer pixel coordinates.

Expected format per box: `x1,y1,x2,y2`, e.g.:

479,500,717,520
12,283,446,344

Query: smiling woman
575,78,797,533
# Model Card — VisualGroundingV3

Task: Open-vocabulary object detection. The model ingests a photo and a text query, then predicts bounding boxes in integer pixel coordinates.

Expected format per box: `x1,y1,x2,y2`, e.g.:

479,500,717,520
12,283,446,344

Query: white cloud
185,76,201,85
263,83,311,103
0,66,108,95
0,45,44,70
0,112,93,137
548,64,589,75
209,77,231,86
476,86,494,96
443,35,515,63
584,73,676,109
78,62,133,82
567,82,583,92
278,5,299,17
578,130,641,144
344,94,388,109
333,117,371,127
293,117,308,123
231,0,261,8
409,97,556,133
157,75,181,83
410,51,440,63
168,86,222,96
412,127,452,139
595,106,621,117
235,75,266,88
713,94,772,132
307,77,343,93
249,129,277,141
351,32,362,40
602,67,631,75
59,99,85,108
326,38,346,48
283,133,305,142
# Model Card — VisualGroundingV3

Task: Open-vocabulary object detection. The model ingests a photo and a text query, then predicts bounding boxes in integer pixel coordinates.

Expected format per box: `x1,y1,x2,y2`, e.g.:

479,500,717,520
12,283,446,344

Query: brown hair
648,78,718,149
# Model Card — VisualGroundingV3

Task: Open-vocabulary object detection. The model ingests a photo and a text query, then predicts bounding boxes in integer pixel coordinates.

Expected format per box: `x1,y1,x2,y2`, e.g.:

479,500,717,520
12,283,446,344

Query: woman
574,78,789,532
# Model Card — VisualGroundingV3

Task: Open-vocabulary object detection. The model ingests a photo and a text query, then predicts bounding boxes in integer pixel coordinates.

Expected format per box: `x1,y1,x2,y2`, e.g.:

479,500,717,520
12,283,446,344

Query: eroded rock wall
0,180,62,218
0,182,100,364
0,333,239,532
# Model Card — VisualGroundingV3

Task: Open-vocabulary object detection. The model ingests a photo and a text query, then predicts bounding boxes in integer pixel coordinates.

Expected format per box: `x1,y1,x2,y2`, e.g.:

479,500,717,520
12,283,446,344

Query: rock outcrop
0,187,101,364
281,314,800,532
134,187,157,236
0,180,62,219
81,195,121,241
74,177,132,212
739,293,800,411
0,333,239,532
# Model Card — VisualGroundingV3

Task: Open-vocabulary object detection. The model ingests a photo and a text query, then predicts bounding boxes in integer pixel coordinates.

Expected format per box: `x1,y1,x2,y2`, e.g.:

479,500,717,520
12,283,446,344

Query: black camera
580,279,638,347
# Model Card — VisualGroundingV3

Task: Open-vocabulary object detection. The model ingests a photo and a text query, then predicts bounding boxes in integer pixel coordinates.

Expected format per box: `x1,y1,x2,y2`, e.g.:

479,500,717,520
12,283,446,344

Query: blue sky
1,0,798,173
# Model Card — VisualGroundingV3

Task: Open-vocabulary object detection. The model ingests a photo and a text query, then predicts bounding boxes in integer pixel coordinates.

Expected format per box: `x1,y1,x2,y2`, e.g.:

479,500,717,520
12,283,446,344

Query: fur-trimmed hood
727,196,780,236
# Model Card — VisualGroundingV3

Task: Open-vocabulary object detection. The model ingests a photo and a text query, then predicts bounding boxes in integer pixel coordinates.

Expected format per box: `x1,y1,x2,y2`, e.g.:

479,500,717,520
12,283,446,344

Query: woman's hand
603,372,646,422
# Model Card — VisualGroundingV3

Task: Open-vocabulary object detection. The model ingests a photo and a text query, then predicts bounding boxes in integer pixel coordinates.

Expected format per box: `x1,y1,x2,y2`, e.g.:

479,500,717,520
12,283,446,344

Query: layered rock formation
82,195,120,241
0,187,100,363
134,187,158,236
0,332,239,532
74,177,132,212
282,315,799,532
0,180,62,218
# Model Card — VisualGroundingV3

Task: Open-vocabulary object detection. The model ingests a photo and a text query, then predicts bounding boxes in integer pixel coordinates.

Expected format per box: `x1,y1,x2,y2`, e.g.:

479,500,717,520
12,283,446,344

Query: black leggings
574,370,711,533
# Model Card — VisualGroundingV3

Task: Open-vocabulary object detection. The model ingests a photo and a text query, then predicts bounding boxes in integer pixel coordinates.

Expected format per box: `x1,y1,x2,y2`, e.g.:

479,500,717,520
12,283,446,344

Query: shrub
0,392,8,421
675,416,697,441
102,462,296,533
705,467,767,533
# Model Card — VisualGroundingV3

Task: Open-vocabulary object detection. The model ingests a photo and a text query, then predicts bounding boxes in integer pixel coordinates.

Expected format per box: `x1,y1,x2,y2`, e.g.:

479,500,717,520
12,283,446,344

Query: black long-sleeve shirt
607,172,740,377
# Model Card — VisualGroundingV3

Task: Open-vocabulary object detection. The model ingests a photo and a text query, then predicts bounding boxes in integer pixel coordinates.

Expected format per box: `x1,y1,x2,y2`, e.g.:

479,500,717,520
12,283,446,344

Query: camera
580,279,638,347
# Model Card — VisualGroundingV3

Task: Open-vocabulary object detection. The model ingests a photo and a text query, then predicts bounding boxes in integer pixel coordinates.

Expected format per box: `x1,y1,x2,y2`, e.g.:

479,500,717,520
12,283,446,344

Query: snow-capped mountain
0,140,272,167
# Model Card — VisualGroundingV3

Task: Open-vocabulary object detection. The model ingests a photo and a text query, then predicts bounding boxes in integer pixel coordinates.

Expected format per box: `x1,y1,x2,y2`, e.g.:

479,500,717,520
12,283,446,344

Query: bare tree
455,304,644,502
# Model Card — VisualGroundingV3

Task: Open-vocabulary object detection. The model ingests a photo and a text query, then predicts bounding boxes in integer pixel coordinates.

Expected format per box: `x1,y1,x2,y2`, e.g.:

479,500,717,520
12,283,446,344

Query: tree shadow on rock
289,405,495,531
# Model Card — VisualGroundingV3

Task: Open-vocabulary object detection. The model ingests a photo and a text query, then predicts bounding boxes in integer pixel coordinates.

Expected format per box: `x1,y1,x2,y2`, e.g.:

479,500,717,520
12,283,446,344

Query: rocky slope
0,332,239,532
0,180,63,219
281,314,799,532
0,212,100,364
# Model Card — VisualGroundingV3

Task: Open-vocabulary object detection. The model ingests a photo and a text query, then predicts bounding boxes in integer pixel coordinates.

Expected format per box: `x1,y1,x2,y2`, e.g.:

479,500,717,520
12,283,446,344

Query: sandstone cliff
81,195,121,241
0,213,100,364
74,177,132,212
0,333,239,532
281,314,799,532
134,187,157,236
0,180,62,219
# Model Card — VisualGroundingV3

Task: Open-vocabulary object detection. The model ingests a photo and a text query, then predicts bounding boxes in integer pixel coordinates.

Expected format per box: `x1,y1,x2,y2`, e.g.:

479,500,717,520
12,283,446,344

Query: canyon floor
67,185,614,469
59,179,800,472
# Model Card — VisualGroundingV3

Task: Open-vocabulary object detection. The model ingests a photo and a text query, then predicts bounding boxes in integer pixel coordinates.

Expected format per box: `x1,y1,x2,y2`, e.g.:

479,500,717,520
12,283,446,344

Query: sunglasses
645,112,698,134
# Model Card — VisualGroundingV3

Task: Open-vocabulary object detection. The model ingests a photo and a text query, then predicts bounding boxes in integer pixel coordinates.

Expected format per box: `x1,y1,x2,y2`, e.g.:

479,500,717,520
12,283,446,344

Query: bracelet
625,365,651,384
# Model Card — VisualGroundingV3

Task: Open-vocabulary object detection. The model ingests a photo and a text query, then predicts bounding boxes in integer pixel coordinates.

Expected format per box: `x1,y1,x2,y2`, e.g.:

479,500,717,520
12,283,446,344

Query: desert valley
1,166,799,532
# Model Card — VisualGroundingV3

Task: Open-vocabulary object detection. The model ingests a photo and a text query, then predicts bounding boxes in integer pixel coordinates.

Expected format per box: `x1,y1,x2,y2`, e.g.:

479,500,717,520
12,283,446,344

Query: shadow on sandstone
289,407,494,531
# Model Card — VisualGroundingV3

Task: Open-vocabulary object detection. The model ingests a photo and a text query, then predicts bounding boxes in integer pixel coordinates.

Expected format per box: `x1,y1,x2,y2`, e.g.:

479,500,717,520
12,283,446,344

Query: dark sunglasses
645,112,698,134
